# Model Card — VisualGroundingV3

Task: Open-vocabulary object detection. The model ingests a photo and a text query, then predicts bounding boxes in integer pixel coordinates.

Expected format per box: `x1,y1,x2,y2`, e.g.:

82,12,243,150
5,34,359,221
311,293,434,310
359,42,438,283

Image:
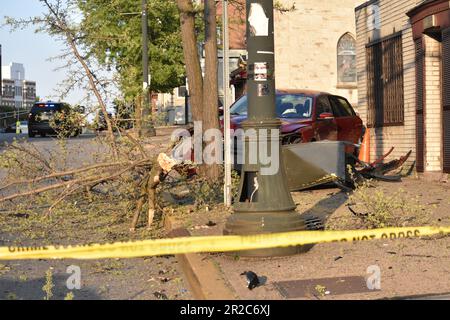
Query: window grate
366,34,404,127
442,28,450,173
415,38,425,173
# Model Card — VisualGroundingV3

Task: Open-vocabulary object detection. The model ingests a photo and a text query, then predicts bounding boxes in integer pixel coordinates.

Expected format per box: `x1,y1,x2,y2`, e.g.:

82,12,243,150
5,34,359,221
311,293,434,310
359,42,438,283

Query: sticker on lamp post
254,62,268,81
257,84,270,97
248,3,269,36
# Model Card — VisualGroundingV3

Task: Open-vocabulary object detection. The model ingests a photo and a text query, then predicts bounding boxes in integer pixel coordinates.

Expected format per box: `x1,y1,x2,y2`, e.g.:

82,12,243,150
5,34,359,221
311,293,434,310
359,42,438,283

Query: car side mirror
319,112,334,120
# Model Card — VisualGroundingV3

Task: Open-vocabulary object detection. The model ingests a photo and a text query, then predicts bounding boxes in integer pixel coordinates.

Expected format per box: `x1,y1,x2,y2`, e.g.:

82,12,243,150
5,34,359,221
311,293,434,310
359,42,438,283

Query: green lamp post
223,0,308,257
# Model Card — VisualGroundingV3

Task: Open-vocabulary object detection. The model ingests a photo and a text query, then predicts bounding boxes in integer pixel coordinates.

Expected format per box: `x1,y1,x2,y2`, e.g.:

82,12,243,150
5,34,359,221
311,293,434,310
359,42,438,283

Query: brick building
273,0,362,105
355,0,450,178
1,62,36,110
229,0,362,105
159,0,361,111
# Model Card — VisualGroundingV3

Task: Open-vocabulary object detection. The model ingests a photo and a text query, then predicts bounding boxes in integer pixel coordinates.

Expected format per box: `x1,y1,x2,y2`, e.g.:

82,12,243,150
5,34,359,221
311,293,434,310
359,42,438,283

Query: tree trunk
176,0,221,182
201,0,221,181
176,0,203,123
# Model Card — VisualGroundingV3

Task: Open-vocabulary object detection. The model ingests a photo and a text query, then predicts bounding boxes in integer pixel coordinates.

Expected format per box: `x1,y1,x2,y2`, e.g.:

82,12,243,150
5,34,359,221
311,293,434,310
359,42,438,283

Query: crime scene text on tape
0,225,449,260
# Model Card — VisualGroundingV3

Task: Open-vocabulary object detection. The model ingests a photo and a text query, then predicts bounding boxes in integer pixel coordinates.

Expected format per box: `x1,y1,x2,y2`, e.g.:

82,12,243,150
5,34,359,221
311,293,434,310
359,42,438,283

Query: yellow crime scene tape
1,225,449,260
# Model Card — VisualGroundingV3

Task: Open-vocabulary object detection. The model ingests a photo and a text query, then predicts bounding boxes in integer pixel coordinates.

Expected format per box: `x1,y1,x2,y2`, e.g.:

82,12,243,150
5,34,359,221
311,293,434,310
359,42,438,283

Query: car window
229,95,248,116
230,94,314,119
315,96,333,117
276,95,313,119
329,96,354,117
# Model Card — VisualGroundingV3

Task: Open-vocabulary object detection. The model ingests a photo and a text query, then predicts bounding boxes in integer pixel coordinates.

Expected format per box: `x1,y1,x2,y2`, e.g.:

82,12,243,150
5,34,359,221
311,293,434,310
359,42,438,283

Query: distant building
1,61,36,109
0,45,2,97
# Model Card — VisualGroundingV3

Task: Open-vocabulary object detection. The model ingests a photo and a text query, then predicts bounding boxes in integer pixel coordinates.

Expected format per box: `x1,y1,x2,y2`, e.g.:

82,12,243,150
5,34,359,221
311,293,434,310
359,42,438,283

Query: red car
223,89,363,153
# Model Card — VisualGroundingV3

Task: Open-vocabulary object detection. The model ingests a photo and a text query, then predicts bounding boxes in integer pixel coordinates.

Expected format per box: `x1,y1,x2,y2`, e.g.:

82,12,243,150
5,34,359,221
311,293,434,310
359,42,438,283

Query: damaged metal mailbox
283,141,346,191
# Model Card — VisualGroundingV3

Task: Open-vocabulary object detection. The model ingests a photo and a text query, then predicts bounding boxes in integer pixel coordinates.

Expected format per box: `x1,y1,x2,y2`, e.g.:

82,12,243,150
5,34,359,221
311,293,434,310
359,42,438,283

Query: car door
329,95,362,144
314,95,338,141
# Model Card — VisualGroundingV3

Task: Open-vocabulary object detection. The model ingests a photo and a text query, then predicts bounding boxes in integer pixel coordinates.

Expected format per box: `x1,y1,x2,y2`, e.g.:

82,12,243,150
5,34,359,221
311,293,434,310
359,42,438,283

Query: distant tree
3,0,117,154
78,0,185,102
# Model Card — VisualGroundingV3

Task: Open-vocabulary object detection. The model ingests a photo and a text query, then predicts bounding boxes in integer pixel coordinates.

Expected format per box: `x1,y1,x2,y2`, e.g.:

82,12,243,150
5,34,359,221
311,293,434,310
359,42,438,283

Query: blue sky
0,0,85,105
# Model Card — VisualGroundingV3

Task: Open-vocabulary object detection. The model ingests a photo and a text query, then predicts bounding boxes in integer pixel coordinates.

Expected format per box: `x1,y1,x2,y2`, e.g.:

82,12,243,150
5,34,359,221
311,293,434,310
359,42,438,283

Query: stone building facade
355,0,450,177
274,0,362,106
159,0,362,112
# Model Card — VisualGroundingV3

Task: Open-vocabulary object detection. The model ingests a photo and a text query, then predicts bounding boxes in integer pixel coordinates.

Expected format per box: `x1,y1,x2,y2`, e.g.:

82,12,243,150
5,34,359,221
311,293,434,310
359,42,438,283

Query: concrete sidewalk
165,180,450,300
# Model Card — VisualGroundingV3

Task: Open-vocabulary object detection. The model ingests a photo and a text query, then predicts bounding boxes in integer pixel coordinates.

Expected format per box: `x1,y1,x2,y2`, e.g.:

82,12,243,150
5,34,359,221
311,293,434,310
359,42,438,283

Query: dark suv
28,102,71,137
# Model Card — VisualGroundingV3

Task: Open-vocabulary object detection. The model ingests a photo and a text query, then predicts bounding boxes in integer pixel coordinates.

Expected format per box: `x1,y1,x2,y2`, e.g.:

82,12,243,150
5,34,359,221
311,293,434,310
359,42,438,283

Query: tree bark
176,0,203,123
201,0,221,181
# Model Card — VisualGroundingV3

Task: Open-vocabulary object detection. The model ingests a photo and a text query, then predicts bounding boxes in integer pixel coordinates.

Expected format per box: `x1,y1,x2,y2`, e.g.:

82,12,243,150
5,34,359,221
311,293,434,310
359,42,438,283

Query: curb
164,216,237,300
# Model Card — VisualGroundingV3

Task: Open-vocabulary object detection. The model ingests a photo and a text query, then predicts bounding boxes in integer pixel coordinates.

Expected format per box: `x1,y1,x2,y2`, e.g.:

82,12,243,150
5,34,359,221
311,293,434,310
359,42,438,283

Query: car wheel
28,132,35,138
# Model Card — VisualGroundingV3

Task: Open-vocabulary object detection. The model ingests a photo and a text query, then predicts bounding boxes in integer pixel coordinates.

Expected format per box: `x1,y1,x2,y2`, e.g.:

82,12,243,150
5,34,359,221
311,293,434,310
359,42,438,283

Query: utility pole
141,0,156,137
223,0,232,207
224,0,307,257
184,77,189,125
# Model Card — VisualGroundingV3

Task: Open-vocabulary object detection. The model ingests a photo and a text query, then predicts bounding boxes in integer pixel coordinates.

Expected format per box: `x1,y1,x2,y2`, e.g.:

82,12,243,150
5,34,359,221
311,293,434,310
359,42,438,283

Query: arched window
337,33,357,84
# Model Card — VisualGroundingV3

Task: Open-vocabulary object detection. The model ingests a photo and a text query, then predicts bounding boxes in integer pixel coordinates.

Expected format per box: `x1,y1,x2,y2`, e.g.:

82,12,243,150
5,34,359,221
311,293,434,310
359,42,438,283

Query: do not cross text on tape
0,225,449,260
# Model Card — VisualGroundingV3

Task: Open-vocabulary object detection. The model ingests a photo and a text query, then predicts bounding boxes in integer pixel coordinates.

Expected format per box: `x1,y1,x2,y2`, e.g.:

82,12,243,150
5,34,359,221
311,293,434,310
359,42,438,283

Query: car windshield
229,94,314,119
229,95,248,116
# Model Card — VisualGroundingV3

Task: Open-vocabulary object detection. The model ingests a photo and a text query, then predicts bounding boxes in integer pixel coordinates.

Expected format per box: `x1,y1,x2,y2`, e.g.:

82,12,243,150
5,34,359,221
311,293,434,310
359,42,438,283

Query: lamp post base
224,210,312,257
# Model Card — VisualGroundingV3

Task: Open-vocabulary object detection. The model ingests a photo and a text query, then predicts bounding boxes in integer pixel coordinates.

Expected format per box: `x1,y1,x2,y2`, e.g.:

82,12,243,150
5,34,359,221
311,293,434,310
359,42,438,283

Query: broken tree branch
0,158,151,204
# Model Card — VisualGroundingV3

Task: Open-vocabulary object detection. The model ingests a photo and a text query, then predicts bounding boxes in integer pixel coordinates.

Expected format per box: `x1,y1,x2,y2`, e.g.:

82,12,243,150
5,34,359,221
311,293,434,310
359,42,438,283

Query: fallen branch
0,160,138,191
8,143,53,172
116,126,147,158
0,158,151,204
130,153,180,231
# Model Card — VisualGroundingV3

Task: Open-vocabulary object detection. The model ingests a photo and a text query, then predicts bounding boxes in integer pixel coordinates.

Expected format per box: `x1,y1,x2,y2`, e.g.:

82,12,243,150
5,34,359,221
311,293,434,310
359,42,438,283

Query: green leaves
78,0,185,99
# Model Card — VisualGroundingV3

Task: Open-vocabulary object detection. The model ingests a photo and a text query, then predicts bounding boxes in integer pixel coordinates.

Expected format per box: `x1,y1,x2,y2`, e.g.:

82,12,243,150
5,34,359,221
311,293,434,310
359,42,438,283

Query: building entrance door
443,28,450,173
415,38,425,172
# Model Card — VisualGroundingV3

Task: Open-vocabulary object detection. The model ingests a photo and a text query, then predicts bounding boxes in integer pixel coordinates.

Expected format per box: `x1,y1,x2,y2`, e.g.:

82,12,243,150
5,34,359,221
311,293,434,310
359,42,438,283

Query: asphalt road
0,132,97,147
0,131,192,300
0,133,27,146
0,132,105,180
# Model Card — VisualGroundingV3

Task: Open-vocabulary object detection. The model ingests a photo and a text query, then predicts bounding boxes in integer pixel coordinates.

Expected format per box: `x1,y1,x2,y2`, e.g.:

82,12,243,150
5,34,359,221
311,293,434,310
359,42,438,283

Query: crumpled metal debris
351,149,412,182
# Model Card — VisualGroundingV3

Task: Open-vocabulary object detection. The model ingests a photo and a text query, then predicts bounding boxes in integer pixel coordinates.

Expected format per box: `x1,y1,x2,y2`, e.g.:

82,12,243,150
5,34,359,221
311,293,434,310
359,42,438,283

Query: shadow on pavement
299,188,349,222
0,275,101,300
